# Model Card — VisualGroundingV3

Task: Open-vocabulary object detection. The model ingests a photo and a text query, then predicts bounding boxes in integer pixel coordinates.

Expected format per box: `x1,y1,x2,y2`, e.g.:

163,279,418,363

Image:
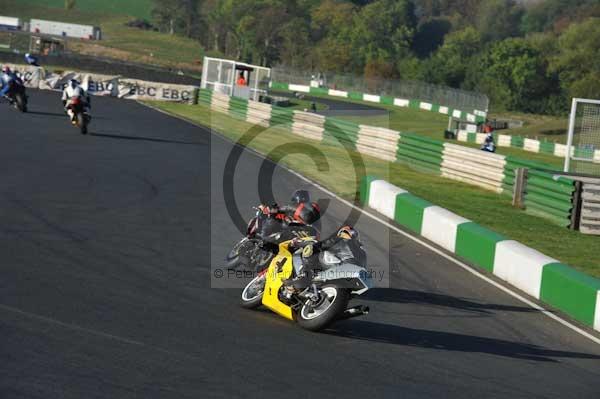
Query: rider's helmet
337,225,359,241
293,201,320,225
69,79,80,90
290,189,310,205
2,65,11,74
25,53,30,58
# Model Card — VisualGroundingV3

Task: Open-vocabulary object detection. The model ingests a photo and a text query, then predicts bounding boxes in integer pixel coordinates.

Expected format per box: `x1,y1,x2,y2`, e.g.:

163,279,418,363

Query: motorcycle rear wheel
296,285,349,331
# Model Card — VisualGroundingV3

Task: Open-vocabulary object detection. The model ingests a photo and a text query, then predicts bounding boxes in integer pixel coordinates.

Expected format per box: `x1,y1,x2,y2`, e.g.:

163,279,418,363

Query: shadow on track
326,320,600,362
27,111,107,120
364,288,535,315
90,132,207,146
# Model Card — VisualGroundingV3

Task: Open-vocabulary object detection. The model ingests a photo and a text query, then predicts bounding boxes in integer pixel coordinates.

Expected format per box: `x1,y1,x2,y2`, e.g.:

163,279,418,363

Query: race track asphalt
1,90,600,399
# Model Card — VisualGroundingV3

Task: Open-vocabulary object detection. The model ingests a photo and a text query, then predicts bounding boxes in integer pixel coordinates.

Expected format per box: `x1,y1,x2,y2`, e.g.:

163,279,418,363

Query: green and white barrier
269,81,486,124
199,88,574,226
459,131,600,163
360,176,600,331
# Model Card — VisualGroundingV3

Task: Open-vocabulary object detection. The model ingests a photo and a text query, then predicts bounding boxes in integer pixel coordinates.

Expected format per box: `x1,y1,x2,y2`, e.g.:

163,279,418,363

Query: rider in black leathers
284,226,366,290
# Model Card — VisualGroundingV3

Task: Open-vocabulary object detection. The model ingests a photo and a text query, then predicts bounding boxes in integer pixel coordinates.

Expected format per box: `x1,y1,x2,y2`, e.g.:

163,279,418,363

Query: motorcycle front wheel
77,112,88,135
225,238,250,270
15,93,27,113
240,274,266,309
296,285,349,331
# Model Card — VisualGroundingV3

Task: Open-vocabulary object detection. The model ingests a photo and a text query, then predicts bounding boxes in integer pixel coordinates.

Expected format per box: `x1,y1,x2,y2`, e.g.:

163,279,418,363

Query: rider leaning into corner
284,225,366,291
0,66,23,98
257,189,322,236
62,79,91,123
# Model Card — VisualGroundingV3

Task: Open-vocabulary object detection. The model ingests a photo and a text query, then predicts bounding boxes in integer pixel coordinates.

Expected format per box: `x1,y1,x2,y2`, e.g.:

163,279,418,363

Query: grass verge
148,101,599,278
274,91,566,168
1,0,204,71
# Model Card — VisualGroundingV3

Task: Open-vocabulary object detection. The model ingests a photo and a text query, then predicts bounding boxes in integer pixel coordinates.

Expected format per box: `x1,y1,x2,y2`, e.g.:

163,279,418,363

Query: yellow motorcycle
240,238,372,331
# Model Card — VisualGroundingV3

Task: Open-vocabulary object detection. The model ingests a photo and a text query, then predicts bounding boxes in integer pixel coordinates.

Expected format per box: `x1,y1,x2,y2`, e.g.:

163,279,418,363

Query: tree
426,26,482,87
551,18,600,99
472,37,558,113
350,0,417,71
475,0,524,42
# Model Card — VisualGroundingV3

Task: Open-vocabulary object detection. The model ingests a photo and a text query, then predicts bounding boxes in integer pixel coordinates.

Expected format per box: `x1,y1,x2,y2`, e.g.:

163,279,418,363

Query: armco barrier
360,176,600,332
6,63,199,104
269,81,486,124
441,144,506,193
525,170,575,227
396,133,443,174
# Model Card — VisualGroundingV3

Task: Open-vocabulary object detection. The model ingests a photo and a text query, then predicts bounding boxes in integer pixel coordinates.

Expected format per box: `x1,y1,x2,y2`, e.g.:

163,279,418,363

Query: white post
564,98,579,173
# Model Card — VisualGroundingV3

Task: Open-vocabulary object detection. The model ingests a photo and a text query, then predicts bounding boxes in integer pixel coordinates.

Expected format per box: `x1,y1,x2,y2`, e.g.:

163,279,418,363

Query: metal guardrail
271,65,489,113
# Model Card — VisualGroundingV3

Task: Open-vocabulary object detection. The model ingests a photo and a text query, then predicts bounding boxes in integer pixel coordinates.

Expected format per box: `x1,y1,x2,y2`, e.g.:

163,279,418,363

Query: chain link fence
271,65,489,113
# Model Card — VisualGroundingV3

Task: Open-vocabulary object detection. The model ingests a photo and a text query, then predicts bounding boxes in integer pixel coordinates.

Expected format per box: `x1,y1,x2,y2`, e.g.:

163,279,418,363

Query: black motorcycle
225,206,320,272
4,82,27,113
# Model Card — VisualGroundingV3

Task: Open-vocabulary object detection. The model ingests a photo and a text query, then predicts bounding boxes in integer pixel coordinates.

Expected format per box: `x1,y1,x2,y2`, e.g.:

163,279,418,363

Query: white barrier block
439,106,449,115
498,135,512,147
475,133,487,144
524,138,541,153
475,110,487,117
457,130,468,142
466,124,477,133
493,241,557,299
420,102,433,111
368,180,407,219
595,292,600,331
467,114,476,123
289,84,310,93
328,89,348,98
594,150,600,164
453,110,462,118
394,98,409,107
363,94,381,103
421,206,470,252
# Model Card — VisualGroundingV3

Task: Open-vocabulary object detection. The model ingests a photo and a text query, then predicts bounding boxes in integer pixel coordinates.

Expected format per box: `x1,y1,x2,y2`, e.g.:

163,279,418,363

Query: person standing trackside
237,72,247,86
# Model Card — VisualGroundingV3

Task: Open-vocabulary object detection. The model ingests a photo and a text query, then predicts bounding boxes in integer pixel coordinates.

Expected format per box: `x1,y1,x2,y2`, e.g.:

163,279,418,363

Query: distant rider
0,66,23,98
481,132,496,153
62,79,91,123
24,53,39,67
284,225,367,291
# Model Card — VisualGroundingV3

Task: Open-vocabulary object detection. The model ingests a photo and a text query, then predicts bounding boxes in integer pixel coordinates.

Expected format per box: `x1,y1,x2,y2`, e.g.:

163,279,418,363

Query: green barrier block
309,87,329,95
431,104,440,113
349,92,363,101
541,263,600,327
198,89,213,105
455,223,506,272
574,147,595,160
381,96,394,105
270,82,289,91
539,141,556,154
511,135,524,148
360,176,379,205
409,99,420,109
475,115,486,124
467,133,477,143
394,193,432,233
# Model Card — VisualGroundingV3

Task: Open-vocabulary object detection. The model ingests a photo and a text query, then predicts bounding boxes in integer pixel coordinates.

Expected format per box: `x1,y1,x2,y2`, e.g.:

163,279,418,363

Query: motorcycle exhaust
339,305,369,320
